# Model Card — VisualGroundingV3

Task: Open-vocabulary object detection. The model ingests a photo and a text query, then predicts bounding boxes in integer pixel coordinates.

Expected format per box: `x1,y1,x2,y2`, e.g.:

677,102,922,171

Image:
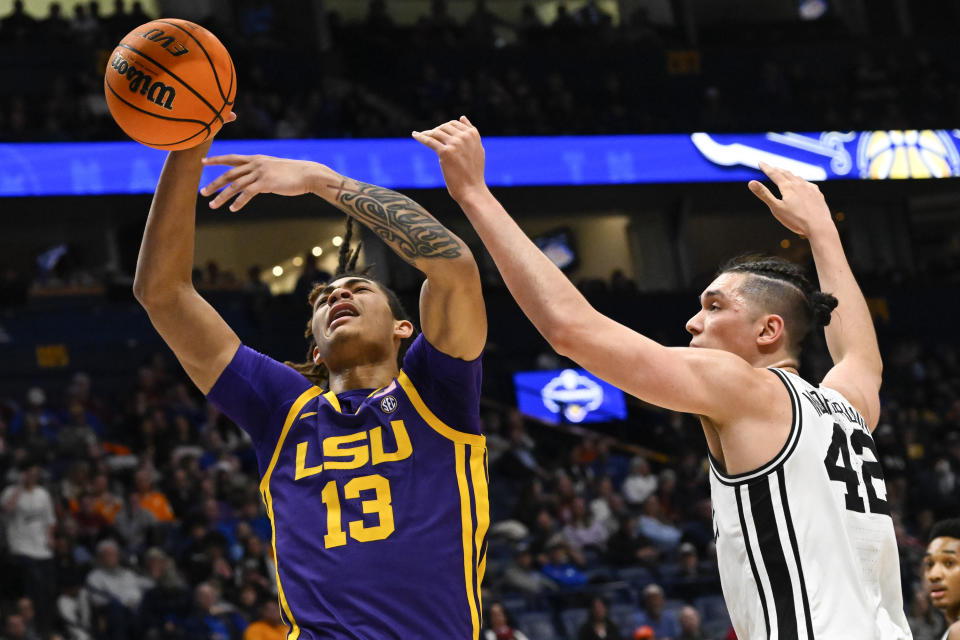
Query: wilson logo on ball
137,27,190,57
109,52,176,110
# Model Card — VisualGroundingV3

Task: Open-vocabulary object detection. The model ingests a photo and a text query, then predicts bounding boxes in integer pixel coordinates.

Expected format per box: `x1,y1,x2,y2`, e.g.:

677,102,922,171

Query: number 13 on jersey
321,474,395,548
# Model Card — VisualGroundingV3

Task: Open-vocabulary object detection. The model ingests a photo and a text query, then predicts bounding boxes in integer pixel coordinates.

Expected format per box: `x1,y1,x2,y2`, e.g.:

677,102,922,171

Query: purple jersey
208,335,487,639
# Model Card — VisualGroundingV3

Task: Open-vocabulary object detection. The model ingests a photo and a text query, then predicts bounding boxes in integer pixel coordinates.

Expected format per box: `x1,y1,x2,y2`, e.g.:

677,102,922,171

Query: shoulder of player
817,378,879,431
948,620,960,640
676,347,790,423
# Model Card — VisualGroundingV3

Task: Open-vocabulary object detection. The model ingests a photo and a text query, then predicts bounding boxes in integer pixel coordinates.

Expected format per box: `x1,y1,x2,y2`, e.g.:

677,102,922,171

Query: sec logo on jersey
380,395,398,413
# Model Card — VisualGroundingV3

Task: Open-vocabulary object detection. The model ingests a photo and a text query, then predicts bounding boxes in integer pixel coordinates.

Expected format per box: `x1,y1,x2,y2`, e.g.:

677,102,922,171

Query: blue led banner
514,368,627,424
1,129,958,197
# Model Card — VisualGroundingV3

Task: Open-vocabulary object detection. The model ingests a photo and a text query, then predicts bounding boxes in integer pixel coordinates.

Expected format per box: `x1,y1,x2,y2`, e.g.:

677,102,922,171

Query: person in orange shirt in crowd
244,599,286,640
90,473,122,524
134,468,175,522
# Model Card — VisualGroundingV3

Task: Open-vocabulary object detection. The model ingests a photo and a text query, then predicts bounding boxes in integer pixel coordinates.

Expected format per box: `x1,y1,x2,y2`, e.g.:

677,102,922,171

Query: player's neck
945,605,959,626
753,352,798,374
327,361,399,395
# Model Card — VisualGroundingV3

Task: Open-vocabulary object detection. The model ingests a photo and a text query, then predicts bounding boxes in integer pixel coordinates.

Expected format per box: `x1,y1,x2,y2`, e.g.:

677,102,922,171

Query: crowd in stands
0,279,957,639
0,0,958,142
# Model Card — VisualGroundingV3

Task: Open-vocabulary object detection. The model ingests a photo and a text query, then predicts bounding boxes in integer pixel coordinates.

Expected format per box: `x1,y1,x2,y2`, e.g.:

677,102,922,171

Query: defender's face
925,536,960,613
311,277,401,360
685,272,761,361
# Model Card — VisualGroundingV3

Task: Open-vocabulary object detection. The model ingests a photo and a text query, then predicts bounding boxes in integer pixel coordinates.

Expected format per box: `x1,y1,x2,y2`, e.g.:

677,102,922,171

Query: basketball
104,19,236,150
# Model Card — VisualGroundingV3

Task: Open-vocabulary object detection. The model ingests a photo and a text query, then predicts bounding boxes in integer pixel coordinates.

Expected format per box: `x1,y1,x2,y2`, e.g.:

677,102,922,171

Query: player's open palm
413,116,487,204
748,161,834,237
201,154,322,211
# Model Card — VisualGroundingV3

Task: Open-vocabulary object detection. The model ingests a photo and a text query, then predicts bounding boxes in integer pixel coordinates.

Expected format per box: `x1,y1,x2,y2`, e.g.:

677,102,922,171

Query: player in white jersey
414,117,913,639
925,519,960,640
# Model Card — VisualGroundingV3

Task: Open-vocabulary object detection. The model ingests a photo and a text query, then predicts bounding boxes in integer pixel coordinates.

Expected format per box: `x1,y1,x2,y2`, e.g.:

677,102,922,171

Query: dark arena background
1,1,959,639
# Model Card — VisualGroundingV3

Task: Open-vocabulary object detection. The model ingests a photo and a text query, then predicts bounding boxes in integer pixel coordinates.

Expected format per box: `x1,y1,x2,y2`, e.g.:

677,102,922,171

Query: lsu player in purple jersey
133,119,488,639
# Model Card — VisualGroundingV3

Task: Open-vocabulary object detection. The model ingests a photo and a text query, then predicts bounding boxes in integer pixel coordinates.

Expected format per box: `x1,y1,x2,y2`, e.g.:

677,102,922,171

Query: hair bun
811,291,839,327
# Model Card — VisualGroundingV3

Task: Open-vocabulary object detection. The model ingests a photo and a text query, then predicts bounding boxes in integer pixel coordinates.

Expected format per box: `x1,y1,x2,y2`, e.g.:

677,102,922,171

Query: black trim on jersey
749,476,797,640
777,467,814,639
709,368,802,487
736,486,771,639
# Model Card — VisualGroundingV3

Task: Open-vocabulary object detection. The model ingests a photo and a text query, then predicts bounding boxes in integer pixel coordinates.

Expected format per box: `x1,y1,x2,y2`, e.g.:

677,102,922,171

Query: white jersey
708,369,912,640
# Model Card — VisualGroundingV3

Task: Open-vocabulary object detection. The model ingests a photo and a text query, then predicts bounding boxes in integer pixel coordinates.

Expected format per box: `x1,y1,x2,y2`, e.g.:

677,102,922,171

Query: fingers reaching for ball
200,155,322,211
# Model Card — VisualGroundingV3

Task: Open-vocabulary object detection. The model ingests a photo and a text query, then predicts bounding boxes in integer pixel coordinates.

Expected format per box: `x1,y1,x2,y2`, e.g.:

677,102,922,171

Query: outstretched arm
133,138,241,395
414,118,771,422
200,154,485,360
749,163,882,428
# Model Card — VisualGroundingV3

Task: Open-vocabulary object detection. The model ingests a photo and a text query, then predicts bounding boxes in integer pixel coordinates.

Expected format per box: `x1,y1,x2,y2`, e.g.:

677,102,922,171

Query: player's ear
312,346,323,365
757,313,785,347
394,320,414,341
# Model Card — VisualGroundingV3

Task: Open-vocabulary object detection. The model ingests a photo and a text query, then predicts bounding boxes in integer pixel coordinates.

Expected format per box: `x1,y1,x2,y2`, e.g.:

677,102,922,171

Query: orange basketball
104,19,236,150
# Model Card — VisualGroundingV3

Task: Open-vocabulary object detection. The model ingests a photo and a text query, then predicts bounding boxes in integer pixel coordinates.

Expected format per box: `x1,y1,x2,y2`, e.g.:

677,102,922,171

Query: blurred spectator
114,490,157,551
578,596,623,640
606,515,659,567
72,493,110,549
1,614,30,640
363,0,394,34
103,0,132,40
69,3,100,44
562,496,610,553
574,0,613,30
140,548,192,639
134,467,176,522
57,575,94,640
0,0,36,42
86,539,153,639
89,473,122,523
623,457,658,505
1,463,56,632
502,547,558,595
57,401,99,462
589,476,620,534
541,541,588,589
243,599,286,640
672,543,718,601
636,495,682,550
464,0,502,46
182,582,246,640
13,599,40,640
40,2,70,41
11,387,58,439
86,539,153,609
417,0,459,45
677,605,706,640
634,584,681,640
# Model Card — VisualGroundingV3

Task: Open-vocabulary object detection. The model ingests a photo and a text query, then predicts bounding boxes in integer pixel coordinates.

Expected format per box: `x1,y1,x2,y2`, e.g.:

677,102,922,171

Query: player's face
311,277,408,363
686,272,763,361
925,536,960,614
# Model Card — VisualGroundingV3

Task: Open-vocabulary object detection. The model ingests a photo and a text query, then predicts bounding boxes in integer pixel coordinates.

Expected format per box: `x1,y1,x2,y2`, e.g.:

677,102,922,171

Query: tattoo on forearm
327,180,462,261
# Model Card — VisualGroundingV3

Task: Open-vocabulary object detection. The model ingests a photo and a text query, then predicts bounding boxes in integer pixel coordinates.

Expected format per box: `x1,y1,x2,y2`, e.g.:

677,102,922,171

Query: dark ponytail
810,290,839,327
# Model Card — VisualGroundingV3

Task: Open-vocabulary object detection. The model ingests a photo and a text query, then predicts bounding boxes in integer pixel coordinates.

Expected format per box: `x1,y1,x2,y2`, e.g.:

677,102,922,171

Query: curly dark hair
929,518,960,543
284,218,416,388
718,254,838,357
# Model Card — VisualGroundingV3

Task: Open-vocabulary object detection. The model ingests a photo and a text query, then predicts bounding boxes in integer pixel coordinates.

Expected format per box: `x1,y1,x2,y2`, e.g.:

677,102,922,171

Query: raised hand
412,116,487,204
200,154,323,211
748,161,834,237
